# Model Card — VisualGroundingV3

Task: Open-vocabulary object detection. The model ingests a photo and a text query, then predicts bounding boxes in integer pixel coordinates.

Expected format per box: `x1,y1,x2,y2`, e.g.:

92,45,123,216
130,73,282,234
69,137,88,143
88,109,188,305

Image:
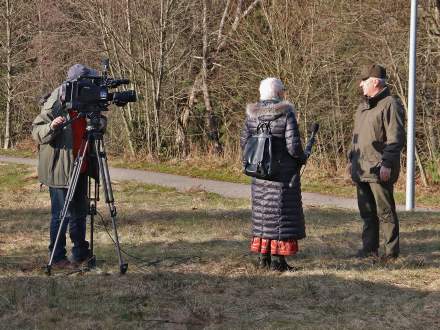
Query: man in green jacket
348,64,405,260
32,64,98,269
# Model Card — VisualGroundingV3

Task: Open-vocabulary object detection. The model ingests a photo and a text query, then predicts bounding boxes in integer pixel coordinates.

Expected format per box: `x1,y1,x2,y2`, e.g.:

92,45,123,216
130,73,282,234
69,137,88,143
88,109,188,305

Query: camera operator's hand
380,165,391,182
50,116,66,130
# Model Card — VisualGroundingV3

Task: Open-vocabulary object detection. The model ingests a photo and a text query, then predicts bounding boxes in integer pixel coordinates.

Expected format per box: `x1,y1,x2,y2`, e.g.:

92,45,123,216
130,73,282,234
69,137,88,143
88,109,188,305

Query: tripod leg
46,139,89,275
94,138,128,274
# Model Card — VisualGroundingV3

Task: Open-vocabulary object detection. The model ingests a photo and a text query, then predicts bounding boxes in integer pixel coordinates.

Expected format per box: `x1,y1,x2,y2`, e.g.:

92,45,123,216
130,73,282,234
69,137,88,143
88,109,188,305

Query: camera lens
112,90,137,105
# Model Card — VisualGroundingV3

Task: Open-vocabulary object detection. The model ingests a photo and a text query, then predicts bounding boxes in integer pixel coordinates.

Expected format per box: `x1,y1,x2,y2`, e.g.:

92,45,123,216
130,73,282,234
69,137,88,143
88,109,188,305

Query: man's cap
360,64,387,81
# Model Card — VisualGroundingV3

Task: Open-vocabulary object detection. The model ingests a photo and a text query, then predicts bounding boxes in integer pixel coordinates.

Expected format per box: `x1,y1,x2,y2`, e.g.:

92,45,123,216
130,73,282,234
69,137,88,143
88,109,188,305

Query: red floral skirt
250,237,298,256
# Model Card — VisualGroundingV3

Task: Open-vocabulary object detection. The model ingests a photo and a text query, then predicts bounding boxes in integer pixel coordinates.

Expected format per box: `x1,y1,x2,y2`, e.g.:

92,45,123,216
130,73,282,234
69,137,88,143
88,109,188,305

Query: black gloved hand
98,115,107,133
299,152,308,166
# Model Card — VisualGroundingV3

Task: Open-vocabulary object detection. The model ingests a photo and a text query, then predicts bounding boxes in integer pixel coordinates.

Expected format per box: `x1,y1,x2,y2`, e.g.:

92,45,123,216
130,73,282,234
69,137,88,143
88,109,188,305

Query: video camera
61,59,137,112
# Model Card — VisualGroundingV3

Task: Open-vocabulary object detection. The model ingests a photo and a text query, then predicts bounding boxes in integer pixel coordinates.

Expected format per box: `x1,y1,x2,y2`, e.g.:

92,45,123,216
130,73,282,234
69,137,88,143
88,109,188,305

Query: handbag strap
256,112,284,134
256,121,272,134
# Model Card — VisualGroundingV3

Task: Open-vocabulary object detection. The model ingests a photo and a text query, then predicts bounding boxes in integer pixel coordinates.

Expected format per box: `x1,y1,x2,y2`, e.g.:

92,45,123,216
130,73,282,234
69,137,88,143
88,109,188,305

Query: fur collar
246,100,294,119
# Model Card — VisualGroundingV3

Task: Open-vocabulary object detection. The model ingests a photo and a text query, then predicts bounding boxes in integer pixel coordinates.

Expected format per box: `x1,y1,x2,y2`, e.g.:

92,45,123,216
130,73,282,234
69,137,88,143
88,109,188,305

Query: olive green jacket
32,86,76,188
349,87,405,184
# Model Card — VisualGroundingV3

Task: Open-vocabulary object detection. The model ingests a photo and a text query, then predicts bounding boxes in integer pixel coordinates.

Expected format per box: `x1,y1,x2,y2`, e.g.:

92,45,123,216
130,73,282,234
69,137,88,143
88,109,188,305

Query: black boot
257,253,271,269
270,255,296,272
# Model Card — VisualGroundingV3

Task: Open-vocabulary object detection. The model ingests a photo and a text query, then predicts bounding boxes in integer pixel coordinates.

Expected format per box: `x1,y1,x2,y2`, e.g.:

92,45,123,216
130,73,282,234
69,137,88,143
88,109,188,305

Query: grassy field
1,162,440,329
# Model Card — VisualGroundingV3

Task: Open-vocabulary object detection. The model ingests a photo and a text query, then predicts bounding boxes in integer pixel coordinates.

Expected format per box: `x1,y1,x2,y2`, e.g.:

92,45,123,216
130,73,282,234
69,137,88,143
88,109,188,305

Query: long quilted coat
240,100,306,240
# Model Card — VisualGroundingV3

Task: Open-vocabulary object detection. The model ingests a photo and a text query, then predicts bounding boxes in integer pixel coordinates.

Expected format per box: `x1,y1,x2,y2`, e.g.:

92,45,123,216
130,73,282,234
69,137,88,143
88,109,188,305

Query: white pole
406,0,418,211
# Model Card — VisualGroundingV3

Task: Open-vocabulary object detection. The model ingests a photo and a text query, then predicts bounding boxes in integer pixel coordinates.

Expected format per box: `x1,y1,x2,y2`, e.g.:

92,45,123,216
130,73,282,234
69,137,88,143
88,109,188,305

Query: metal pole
406,0,418,211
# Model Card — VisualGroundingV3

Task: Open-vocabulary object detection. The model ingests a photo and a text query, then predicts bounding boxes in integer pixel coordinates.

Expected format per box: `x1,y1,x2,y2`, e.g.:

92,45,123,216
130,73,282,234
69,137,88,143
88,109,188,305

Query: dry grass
1,162,440,329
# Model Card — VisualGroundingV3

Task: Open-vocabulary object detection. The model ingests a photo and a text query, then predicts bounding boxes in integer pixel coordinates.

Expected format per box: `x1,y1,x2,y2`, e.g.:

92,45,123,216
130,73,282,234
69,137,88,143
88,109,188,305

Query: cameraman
32,64,99,269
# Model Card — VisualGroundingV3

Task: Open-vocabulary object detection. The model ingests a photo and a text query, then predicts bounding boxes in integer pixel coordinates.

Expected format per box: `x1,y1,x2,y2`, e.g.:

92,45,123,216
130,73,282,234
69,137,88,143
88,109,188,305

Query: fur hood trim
246,101,294,119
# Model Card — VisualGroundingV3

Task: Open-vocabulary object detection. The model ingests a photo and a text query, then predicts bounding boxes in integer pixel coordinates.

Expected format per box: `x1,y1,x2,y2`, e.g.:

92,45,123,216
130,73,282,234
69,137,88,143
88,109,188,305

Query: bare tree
0,0,37,149
176,0,261,155
1,0,12,149
1,0,440,185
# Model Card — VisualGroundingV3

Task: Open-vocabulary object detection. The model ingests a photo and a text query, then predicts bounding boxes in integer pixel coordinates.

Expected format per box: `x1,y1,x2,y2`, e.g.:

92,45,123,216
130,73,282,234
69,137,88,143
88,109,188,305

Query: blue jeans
49,173,89,262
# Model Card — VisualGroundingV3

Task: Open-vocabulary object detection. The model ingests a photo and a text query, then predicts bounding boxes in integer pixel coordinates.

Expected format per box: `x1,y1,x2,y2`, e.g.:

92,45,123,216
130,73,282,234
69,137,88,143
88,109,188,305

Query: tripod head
53,109,107,138
85,111,107,135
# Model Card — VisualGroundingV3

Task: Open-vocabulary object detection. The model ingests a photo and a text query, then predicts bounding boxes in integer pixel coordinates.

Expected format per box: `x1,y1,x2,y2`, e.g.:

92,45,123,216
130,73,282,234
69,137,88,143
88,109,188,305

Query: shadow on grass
3,233,440,280
0,268,439,329
2,204,440,328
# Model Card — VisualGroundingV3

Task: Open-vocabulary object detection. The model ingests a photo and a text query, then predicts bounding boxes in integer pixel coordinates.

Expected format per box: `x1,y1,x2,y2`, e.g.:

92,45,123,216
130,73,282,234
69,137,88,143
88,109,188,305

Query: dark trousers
49,173,89,262
356,182,399,257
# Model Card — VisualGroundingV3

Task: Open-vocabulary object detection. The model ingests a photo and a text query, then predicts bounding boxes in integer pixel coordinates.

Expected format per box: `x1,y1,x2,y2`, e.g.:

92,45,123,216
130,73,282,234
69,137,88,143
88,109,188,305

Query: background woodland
1,0,440,185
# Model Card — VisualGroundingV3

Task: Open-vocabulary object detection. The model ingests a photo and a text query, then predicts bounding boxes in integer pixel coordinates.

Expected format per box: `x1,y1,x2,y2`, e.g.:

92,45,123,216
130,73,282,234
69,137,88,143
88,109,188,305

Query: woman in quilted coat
240,78,306,272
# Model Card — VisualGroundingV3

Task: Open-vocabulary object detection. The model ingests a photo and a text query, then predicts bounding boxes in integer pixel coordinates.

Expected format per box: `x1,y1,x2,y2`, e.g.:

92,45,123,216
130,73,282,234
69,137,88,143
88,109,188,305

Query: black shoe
257,254,271,269
354,249,379,259
270,259,297,272
71,246,91,262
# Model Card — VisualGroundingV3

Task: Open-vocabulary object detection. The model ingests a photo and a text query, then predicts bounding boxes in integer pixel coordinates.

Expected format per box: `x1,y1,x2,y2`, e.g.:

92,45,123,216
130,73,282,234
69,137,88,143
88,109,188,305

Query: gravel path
1,155,436,212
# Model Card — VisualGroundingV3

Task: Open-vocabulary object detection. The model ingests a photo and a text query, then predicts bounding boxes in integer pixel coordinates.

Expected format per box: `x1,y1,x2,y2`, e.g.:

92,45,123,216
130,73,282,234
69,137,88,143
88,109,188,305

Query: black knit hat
360,64,387,81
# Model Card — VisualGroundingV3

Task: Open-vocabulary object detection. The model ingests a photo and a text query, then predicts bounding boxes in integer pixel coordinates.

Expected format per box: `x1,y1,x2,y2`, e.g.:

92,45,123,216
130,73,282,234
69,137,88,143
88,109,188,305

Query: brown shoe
68,255,89,267
52,259,77,270
380,254,398,263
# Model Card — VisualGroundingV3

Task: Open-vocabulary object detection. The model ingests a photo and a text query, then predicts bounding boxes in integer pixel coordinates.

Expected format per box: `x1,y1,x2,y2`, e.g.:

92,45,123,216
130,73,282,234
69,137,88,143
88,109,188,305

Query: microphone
115,79,130,85
107,79,130,88
304,123,320,158
289,122,319,188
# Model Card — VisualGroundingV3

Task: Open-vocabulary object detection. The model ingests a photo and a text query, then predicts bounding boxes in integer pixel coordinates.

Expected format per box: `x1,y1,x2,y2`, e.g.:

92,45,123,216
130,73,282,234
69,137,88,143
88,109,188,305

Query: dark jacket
349,87,405,184
240,100,306,241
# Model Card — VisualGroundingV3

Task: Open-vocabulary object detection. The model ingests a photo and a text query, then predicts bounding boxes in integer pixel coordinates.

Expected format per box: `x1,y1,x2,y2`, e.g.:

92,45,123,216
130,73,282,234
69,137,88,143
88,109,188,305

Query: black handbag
243,120,280,180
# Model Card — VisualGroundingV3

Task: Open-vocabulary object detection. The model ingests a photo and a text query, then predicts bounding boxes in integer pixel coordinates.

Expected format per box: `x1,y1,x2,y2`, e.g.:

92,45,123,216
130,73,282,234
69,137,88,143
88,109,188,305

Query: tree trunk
177,0,261,155
140,34,153,155
97,4,136,156
201,0,222,154
124,0,137,153
37,0,44,95
3,0,12,150
151,0,167,154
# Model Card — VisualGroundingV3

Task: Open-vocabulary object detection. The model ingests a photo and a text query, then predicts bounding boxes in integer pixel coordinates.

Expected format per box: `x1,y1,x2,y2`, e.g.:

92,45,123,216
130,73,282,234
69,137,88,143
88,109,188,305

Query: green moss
0,149,35,158
0,164,32,191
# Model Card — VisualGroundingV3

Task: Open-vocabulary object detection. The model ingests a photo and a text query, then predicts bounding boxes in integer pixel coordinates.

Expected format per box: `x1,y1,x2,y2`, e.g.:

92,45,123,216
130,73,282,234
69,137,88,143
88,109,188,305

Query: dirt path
1,155,436,212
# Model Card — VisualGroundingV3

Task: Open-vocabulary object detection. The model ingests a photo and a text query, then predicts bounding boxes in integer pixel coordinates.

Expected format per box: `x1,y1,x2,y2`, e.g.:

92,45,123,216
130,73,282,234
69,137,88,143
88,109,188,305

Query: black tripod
46,113,128,275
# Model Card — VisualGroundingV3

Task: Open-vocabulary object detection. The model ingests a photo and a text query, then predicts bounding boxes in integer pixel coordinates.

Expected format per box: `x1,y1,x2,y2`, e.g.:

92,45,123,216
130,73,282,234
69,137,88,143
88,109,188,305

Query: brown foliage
0,0,439,183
